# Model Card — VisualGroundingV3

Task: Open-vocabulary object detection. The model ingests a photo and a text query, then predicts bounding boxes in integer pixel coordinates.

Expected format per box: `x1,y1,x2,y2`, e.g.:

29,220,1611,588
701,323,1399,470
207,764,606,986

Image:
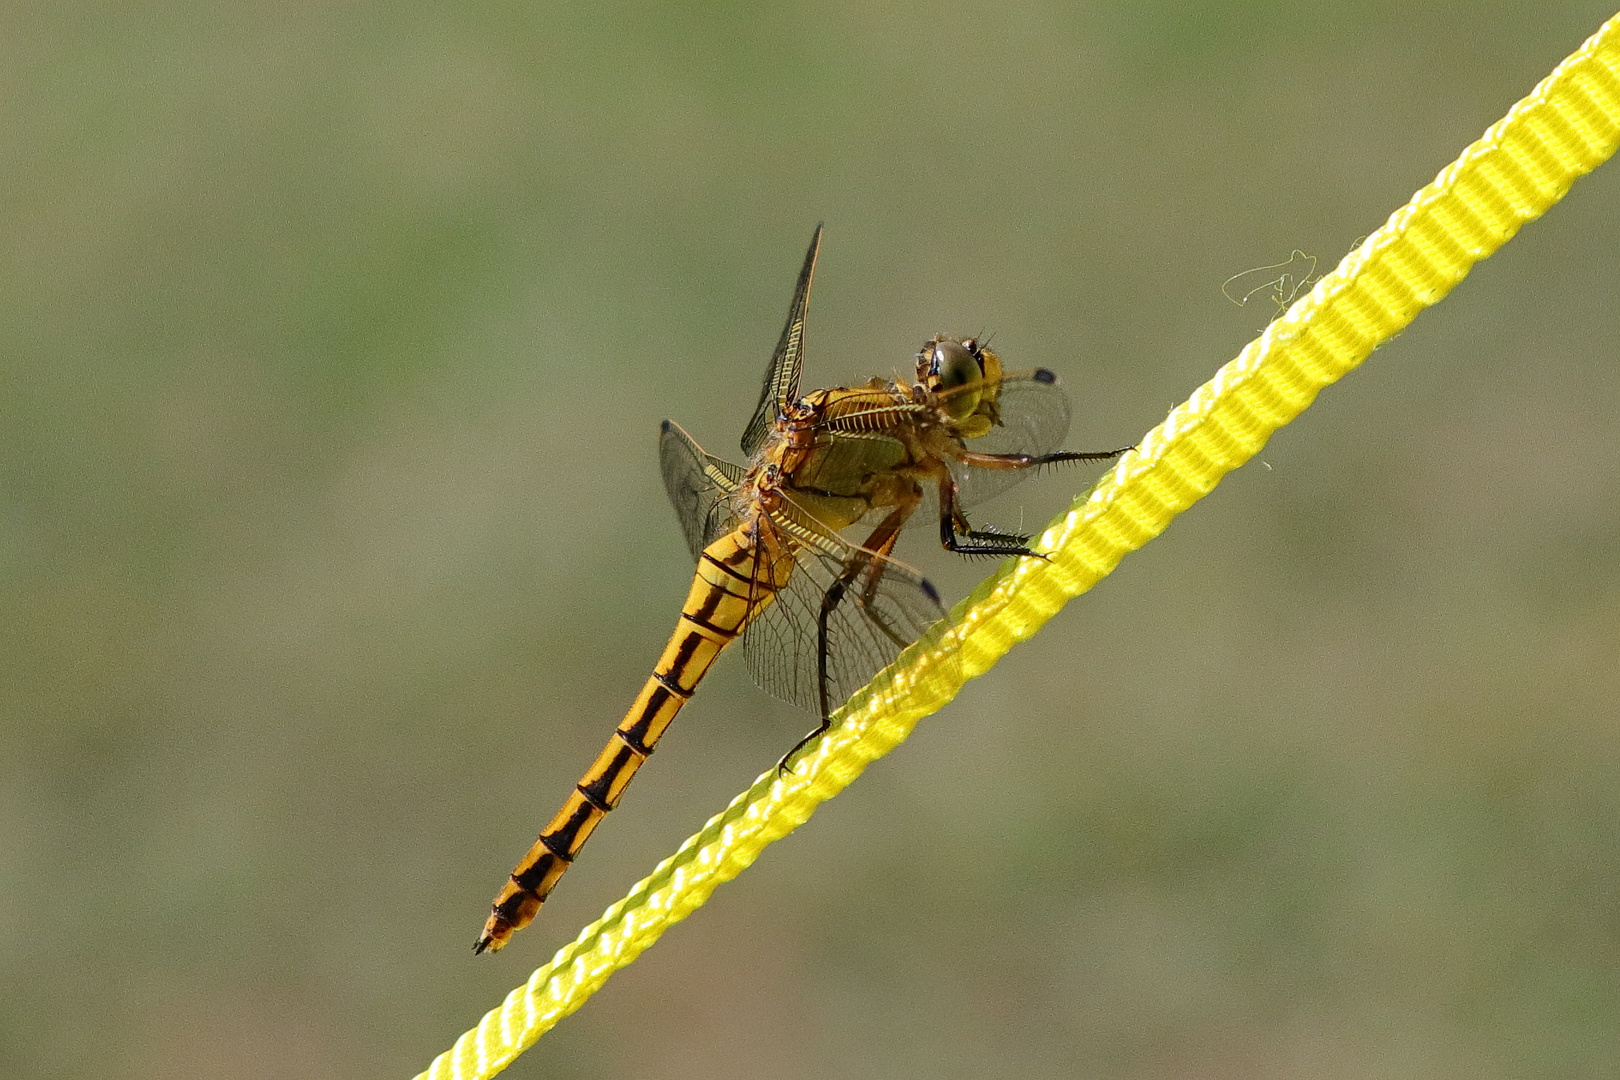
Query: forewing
743,521,950,716
740,224,823,458
659,420,745,562
952,369,1075,508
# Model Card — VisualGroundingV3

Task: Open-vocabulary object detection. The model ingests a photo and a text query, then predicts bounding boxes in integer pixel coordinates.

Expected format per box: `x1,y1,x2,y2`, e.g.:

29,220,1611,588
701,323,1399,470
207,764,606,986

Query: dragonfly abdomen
475,528,787,954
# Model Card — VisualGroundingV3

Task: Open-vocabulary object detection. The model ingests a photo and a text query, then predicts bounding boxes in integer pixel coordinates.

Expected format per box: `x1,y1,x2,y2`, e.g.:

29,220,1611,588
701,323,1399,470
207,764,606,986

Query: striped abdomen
475,527,790,954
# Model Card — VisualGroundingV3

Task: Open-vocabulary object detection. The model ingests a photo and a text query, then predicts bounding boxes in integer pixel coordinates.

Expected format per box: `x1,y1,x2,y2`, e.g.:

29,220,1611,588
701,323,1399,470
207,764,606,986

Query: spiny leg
955,445,1133,471
777,506,911,774
768,581,848,775
939,444,1133,556
949,500,1033,550
937,475,1040,557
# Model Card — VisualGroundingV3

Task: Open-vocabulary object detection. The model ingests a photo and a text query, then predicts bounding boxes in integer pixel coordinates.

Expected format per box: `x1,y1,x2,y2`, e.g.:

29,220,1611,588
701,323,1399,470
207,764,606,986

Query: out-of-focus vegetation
3,4,1619,1078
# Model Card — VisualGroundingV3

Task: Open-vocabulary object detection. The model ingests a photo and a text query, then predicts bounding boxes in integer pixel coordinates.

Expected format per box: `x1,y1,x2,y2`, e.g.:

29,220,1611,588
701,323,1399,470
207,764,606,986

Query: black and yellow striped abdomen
475,528,791,953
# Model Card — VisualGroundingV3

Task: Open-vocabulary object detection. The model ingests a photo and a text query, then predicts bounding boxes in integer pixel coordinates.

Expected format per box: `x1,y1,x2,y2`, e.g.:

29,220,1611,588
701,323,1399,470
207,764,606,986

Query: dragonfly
474,226,1131,954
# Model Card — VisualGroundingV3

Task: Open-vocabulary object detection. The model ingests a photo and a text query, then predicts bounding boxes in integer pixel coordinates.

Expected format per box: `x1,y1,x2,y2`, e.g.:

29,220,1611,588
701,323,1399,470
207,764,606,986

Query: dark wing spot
1032,369,1057,385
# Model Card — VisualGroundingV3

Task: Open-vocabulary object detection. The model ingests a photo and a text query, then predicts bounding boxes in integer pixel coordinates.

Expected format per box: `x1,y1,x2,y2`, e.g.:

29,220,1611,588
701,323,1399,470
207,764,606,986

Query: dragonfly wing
743,519,950,716
740,224,823,459
660,420,745,562
951,369,1075,509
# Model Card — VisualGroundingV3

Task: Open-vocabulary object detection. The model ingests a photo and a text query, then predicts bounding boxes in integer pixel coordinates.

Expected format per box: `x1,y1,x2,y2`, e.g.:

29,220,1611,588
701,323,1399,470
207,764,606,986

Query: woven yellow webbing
414,16,1620,1079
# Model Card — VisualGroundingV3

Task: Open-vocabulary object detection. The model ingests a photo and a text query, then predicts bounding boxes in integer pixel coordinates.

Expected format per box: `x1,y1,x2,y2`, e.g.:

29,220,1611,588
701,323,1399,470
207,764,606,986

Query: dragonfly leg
938,445,1132,556
857,506,922,651
778,506,911,775
955,445,1133,471
773,563,864,774
950,501,1034,548
771,573,847,774
936,475,1041,557
776,718,830,775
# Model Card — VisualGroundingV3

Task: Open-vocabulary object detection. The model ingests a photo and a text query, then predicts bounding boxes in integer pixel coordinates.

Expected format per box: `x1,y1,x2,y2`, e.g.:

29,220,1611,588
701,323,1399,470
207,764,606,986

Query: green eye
930,341,978,388
930,341,983,420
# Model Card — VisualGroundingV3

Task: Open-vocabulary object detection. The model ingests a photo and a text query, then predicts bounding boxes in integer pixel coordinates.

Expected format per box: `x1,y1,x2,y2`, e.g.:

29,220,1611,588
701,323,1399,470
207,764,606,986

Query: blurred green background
4,2,1620,1078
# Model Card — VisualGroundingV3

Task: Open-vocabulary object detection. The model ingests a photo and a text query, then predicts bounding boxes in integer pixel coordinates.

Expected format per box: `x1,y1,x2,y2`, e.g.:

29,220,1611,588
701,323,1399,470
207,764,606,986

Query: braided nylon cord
415,16,1620,1080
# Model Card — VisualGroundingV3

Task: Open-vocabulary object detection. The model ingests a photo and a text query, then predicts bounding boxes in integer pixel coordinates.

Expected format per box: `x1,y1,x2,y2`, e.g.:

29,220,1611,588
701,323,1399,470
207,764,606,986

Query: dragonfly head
918,336,1003,438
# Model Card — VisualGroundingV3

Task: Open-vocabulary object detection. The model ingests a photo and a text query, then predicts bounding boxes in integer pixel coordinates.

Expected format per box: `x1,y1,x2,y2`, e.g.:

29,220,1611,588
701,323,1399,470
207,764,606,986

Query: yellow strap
414,16,1620,1080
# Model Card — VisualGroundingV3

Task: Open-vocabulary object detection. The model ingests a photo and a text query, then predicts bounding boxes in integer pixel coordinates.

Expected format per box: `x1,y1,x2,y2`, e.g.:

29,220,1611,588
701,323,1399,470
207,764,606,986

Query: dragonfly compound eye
929,339,984,421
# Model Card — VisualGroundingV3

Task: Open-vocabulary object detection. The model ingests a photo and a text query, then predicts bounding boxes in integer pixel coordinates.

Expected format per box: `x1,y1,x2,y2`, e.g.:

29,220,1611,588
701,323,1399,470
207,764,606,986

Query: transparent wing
743,517,951,716
740,224,823,459
659,420,745,562
951,368,1075,509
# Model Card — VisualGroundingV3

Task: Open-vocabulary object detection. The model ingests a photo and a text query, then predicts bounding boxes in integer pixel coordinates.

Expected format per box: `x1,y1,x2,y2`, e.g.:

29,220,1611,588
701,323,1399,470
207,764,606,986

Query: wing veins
742,489,951,716
741,225,823,458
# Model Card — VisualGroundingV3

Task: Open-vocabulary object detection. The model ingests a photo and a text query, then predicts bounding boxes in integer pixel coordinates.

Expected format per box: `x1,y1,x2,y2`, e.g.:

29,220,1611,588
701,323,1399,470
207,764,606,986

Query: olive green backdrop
4,3,1619,1078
